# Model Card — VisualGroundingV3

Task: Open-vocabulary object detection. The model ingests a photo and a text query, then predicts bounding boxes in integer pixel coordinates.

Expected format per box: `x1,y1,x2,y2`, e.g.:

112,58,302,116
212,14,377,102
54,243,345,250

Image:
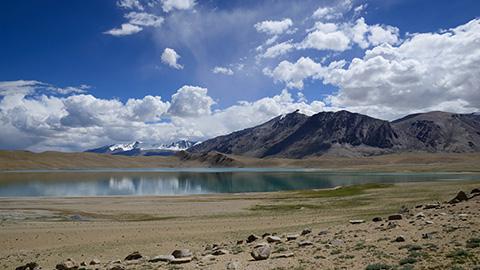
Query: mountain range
86,140,197,156
188,110,480,158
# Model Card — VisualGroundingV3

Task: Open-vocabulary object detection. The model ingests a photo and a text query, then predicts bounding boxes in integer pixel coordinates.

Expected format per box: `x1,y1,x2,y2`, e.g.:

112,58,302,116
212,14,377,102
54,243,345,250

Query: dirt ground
1,181,479,269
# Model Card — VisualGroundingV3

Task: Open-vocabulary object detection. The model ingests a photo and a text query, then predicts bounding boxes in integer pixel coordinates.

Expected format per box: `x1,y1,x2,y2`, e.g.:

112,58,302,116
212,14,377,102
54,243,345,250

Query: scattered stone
124,251,142,261
246,234,260,243
89,259,100,265
226,261,240,270
236,240,244,245
298,240,314,247
274,252,294,258
170,257,192,264
262,233,271,238
471,188,480,194
318,230,329,235
424,203,441,209
108,266,125,270
212,249,229,256
301,228,312,235
171,249,192,259
386,222,397,229
15,262,38,270
349,219,365,224
394,235,406,242
56,259,78,270
399,205,409,214
266,235,282,243
388,214,403,220
148,255,174,263
287,234,299,241
415,212,425,219
425,220,434,225
330,239,344,246
251,244,271,260
449,191,469,204
372,217,383,222
422,233,433,239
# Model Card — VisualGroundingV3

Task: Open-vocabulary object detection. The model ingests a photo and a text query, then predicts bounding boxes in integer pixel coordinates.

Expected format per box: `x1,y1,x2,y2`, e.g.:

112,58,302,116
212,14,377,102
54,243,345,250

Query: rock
56,259,78,270
301,228,312,235
349,219,365,224
124,251,142,261
372,217,383,222
246,234,260,243
16,262,38,270
318,230,329,235
89,259,100,265
170,257,192,264
148,255,175,263
274,252,294,258
449,191,469,204
415,212,425,219
212,249,229,256
108,266,125,270
422,233,433,239
236,240,244,245
425,220,434,225
298,240,314,247
394,235,406,242
172,249,193,259
287,234,299,241
387,222,397,229
262,233,271,238
399,205,409,214
388,214,403,220
424,203,440,209
266,235,282,243
251,244,271,260
471,188,480,194
330,239,344,246
226,261,240,270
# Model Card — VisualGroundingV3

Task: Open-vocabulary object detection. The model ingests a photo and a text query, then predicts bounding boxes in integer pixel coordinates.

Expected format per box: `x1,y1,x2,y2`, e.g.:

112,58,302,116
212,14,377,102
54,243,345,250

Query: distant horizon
1,0,479,152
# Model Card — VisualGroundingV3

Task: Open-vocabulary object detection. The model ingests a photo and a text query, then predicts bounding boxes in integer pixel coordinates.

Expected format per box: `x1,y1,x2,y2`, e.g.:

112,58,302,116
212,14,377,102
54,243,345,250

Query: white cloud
261,40,295,58
297,18,399,52
168,86,214,117
161,48,184,69
212,66,234,75
125,12,164,27
321,18,480,118
104,23,142,36
117,0,144,10
263,57,324,89
254,18,293,36
0,81,326,151
312,7,342,21
161,0,196,12
0,80,43,96
297,28,351,51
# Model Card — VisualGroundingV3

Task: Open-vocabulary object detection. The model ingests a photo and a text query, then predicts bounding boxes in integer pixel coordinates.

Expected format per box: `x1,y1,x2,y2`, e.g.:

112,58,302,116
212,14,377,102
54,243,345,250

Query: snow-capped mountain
85,140,197,156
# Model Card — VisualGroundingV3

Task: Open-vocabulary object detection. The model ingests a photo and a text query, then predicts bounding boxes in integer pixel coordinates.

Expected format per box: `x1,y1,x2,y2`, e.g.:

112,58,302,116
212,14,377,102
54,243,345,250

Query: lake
0,168,479,197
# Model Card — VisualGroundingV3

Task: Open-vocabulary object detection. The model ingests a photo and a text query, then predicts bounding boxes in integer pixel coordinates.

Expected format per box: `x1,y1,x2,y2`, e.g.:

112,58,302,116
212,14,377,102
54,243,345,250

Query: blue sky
0,0,479,151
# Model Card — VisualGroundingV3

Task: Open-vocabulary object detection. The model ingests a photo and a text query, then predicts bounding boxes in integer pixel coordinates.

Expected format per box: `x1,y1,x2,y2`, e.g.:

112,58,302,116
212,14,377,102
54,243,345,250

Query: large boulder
55,259,78,270
171,249,192,258
449,191,469,204
251,243,271,260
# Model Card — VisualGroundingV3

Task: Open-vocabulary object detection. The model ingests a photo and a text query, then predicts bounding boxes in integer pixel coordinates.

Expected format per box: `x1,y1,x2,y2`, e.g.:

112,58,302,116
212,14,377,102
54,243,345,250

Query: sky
0,0,479,152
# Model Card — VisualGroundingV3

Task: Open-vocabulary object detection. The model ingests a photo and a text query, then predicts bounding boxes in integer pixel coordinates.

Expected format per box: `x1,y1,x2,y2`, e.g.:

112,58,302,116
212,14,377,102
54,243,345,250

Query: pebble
251,244,271,260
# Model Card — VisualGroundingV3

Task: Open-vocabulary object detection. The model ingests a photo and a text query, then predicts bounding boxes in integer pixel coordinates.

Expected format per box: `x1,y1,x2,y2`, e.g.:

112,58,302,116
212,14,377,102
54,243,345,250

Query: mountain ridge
188,110,480,158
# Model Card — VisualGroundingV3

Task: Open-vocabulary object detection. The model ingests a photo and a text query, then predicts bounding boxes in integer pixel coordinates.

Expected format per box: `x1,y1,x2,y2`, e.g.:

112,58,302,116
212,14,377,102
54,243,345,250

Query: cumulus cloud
0,81,326,151
261,40,295,58
322,18,480,117
161,0,196,12
263,57,325,89
161,48,184,69
168,86,214,117
104,23,142,36
254,18,293,36
297,18,399,52
212,66,234,75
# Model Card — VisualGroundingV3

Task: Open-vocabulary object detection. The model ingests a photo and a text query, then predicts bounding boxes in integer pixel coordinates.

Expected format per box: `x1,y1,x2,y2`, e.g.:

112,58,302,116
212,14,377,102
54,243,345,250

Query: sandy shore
1,180,480,269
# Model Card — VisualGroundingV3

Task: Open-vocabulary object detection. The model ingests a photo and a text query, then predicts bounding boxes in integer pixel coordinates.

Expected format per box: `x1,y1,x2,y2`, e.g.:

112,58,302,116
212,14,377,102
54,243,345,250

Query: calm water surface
0,168,479,197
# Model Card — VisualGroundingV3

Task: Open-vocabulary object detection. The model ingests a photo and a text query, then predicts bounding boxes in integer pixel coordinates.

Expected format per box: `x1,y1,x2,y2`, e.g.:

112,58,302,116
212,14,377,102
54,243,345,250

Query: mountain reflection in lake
0,169,478,197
